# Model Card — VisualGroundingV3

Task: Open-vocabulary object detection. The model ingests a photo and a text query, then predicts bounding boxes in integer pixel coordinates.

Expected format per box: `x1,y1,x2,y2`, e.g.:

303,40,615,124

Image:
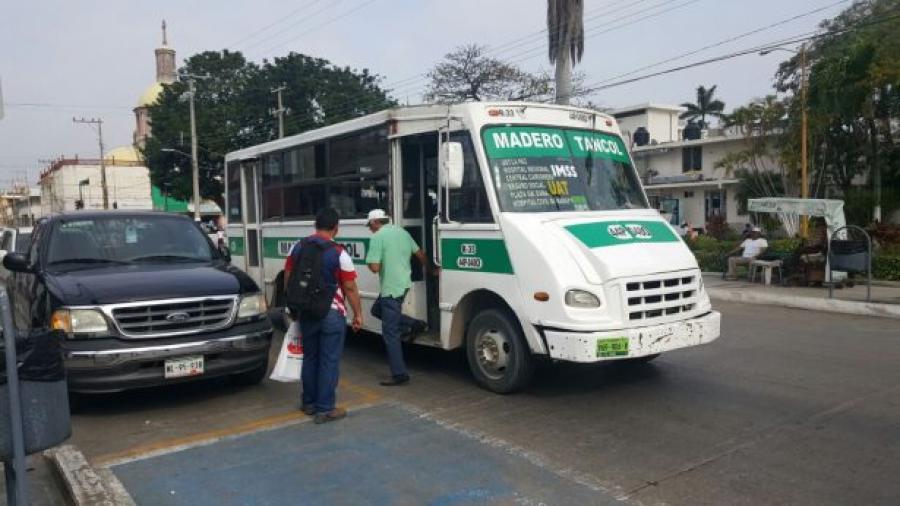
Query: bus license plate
597,337,629,358
164,355,205,379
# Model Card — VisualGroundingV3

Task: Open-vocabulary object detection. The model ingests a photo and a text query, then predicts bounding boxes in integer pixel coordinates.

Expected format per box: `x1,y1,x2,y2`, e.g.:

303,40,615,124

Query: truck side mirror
442,142,464,190
3,252,33,273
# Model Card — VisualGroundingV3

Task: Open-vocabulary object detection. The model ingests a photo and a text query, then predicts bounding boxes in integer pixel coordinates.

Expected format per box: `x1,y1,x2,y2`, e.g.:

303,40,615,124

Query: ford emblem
165,311,191,323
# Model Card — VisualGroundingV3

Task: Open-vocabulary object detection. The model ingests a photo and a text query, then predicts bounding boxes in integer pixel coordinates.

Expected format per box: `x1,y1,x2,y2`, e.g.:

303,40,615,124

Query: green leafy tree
679,85,726,129
547,0,584,105
775,0,900,221
143,50,394,206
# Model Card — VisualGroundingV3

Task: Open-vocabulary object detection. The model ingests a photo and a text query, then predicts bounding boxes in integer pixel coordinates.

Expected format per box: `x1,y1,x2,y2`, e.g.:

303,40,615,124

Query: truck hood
44,262,257,306
502,211,698,284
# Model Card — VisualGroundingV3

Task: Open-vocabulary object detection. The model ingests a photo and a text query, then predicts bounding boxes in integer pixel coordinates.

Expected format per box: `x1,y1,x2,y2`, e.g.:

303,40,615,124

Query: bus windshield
482,125,648,213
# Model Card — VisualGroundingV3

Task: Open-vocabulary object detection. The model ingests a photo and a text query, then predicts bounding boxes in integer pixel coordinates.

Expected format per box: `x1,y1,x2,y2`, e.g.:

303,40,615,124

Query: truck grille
623,273,699,322
110,296,238,338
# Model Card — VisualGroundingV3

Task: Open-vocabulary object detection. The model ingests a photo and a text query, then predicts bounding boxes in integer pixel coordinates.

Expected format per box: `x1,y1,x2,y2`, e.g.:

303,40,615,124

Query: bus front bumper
541,311,721,363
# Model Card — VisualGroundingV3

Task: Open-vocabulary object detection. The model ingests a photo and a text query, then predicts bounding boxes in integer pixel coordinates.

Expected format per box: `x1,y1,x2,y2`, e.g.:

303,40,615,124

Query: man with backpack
284,208,362,424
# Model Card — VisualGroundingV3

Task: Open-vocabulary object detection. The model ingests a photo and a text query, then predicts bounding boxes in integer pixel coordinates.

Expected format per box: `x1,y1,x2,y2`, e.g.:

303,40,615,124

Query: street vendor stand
747,198,848,283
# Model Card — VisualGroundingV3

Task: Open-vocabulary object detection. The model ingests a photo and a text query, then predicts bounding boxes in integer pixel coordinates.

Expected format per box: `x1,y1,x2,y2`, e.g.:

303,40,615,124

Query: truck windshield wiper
129,254,208,263
49,258,131,266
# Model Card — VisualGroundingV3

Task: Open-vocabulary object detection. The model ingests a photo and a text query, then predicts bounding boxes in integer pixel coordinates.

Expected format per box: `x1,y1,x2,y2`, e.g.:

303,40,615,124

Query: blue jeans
371,294,416,377
299,309,346,413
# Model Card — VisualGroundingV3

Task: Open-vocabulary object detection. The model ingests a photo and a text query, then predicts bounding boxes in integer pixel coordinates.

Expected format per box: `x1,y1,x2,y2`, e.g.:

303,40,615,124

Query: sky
0,0,851,186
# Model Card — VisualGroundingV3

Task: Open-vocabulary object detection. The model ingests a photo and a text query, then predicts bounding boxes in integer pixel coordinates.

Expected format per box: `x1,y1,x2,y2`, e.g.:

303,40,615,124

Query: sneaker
379,374,410,387
314,407,347,424
300,404,316,416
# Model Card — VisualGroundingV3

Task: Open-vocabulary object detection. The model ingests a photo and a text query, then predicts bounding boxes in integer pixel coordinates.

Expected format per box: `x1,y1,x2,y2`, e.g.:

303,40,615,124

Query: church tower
134,21,176,148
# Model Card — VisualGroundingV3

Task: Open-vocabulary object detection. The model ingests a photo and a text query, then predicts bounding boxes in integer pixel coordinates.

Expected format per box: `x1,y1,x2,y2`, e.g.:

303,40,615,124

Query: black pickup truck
2,211,272,397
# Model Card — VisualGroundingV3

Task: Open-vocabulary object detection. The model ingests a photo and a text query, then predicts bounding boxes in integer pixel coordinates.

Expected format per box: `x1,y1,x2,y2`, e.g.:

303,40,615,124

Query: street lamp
760,44,809,238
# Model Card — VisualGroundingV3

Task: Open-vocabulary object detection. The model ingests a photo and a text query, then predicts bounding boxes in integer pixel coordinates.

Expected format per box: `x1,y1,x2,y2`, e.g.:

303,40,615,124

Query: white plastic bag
269,321,303,382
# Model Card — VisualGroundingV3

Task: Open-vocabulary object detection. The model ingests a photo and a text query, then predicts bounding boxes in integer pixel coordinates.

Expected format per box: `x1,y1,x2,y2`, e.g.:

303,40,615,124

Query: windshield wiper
49,258,132,266
129,254,208,263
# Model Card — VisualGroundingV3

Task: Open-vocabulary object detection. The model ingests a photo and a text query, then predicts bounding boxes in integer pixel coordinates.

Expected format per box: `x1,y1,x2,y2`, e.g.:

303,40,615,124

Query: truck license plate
164,355,205,379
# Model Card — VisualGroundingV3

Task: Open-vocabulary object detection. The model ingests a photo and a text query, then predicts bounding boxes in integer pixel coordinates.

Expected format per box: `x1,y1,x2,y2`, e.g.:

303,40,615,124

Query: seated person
725,226,768,280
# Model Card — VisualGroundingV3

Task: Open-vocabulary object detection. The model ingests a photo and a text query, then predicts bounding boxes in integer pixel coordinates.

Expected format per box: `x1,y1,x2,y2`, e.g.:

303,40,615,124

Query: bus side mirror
442,142,464,190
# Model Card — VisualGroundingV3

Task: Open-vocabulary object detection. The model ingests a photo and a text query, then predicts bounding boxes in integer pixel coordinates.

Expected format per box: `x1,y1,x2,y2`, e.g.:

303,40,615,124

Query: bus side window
448,132,493,223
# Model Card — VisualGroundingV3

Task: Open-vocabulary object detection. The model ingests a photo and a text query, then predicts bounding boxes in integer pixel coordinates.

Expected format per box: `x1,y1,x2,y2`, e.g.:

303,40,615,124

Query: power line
253,0,381,57
240,0,341,53
226,0,326,49
574,11,900,99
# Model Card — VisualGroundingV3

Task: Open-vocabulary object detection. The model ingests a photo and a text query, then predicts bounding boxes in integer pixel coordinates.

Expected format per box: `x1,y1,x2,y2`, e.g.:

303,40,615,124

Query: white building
39,148,152,214
613,103,760,231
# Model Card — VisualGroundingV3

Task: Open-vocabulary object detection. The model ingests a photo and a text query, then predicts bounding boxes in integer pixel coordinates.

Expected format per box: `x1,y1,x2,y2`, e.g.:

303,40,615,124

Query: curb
707,288,900,320
43,445,136,506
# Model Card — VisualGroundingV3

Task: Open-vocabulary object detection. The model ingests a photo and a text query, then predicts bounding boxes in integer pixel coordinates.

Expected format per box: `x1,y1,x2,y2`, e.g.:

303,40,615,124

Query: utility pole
182,75,209,221
73,117,109,209
799,43,809,238
270,85,288,139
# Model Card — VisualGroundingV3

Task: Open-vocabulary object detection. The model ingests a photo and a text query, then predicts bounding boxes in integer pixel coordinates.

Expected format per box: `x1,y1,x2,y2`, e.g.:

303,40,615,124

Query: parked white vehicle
0,226,33,283
224,102,721,393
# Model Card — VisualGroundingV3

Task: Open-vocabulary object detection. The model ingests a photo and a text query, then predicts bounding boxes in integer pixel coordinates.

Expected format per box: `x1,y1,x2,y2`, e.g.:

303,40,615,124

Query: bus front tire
466,309,534,394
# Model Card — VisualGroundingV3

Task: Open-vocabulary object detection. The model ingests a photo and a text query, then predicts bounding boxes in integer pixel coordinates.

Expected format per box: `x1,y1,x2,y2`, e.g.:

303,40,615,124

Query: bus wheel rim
475,328,510,380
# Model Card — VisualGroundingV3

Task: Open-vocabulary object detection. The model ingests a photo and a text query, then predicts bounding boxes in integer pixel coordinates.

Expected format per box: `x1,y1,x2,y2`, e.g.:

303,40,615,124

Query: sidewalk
704,273,900,319
0,455,68,506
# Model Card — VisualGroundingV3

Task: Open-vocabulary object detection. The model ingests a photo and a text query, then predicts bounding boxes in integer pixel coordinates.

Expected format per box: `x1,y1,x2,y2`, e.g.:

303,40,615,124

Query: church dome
137,82,165,108
105,145,143,164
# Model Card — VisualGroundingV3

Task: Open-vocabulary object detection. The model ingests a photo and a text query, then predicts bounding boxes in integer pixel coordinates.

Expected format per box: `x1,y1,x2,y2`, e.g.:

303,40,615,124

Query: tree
425,44,555,103
775,0,900,222
547,0,584,105
718,95,798,212
143,50,394,205
679,85,726,129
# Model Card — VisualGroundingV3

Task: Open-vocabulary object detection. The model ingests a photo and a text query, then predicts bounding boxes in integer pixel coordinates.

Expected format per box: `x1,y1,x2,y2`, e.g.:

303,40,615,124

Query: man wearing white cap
725,226,768,280
365,209,432,386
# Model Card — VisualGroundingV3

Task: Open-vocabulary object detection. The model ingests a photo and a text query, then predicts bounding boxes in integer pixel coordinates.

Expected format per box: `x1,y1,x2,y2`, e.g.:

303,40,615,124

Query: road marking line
94,379,382,468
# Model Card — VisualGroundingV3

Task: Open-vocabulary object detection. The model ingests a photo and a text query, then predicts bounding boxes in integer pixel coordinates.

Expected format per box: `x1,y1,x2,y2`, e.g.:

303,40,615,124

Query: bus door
240,159,264,284
397,134,441,334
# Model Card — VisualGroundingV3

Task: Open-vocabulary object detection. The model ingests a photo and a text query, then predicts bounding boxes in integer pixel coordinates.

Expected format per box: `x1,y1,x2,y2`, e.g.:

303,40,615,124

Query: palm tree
680,85,726,128
547,0,584,105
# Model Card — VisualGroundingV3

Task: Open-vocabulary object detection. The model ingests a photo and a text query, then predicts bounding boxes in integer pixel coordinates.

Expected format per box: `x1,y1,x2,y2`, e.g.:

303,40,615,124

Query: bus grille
110,296,238,338
623,273,699,322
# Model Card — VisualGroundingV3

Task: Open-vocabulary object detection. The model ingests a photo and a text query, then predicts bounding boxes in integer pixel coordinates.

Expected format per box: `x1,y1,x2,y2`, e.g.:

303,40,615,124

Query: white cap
366,209,388,224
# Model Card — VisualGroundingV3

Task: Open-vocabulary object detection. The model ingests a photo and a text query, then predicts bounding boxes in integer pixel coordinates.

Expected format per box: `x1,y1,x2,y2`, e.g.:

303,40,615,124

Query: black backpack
285,238,337,320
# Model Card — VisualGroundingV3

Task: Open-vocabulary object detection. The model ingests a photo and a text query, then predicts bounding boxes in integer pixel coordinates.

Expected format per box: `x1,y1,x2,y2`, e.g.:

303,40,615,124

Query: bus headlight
565,289,601,308
51,309,109,337
237,293,267,320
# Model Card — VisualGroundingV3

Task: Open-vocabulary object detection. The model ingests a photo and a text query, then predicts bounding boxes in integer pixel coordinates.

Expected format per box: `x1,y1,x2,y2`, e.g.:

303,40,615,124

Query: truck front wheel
466,309,534,394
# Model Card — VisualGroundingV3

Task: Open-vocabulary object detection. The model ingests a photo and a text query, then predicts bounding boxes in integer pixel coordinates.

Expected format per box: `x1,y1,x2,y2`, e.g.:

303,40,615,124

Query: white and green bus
224,102,720,393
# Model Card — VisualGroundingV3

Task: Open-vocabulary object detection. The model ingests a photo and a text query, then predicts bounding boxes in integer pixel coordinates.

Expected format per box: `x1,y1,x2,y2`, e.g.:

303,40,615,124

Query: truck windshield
482,126,648,212
46,215,215,266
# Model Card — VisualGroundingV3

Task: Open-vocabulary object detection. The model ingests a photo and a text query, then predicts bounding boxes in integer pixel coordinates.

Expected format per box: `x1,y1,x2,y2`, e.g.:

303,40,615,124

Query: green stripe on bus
261,236,371,265
228,236,245,255
441,238,514,274
565,221,678,248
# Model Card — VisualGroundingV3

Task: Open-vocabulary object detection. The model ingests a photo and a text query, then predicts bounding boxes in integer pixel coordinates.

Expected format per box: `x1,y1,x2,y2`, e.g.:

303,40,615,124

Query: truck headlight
565,289,601,308
51,309,109,336
237,293,267,320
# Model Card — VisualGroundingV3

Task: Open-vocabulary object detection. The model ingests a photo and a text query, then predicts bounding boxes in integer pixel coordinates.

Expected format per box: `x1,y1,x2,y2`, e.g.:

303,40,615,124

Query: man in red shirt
284,208,362,424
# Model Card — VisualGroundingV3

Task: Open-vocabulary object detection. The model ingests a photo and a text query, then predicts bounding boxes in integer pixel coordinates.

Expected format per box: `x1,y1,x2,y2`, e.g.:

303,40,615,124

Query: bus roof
225,102,616,162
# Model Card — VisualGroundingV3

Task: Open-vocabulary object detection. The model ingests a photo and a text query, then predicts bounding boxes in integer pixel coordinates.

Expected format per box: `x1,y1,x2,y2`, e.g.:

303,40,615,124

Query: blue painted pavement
111,404,616,505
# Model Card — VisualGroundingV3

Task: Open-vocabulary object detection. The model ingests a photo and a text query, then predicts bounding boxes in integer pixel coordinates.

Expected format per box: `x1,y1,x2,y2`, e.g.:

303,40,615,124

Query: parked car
0,226,33,283
2,211,272,401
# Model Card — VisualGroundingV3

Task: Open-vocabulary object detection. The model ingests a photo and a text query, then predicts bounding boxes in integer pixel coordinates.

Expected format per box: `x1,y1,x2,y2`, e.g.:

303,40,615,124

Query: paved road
68,302,900,505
